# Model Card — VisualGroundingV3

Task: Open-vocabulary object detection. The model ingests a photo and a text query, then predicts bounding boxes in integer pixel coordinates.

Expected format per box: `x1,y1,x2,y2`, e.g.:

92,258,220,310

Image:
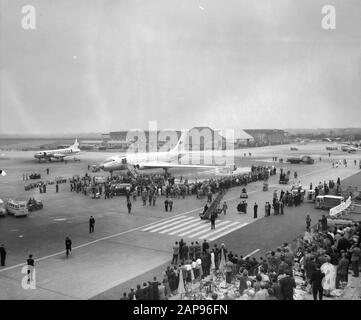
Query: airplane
99,133,227,174
340,145,360,153
34,139,80,162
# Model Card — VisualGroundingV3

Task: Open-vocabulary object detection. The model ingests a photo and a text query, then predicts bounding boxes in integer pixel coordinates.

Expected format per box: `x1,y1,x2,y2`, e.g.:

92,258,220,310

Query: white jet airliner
99,133,229,174
34,139,80,161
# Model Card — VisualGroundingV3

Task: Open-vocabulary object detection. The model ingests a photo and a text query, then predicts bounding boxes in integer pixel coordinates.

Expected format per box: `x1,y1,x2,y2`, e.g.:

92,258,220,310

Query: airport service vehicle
240,188,248,198
326,146,338,151
0,199,6,217
6,199,29,217
29,173,41,179
34,139,80,161
290,147,298,151
286,155,315,164
111,183,132,196
315,195,344,210
305,189,316,202
341,145,359,153
27,199,43,212
94,176,107,184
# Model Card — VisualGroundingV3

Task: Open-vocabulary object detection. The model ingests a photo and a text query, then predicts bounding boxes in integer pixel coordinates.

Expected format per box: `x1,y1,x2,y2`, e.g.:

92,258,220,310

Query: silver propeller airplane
34,139,80,161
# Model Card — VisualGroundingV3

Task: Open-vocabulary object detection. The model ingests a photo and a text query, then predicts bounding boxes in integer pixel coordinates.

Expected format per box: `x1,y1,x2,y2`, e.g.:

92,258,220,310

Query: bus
6,199,29,217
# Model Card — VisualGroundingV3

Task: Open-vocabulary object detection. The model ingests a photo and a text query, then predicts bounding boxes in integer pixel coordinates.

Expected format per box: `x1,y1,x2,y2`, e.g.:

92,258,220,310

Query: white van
6,199,29,217
0,199,6,216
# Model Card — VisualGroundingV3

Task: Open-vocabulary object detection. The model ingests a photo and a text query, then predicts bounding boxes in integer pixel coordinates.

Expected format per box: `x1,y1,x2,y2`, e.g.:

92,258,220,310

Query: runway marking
188,221,233,238
0,207,203,273
208,222,249,241
244,249,260,259
178,222,215,237
141,215,187,231
197,221,240,240
168,220,205,235
149,217,195,233
159,218,200,234
53,218,67,221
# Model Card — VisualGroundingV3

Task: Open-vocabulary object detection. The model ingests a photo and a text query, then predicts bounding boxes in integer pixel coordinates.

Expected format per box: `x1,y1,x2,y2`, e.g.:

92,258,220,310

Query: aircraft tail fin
170,131,188,154
72,139,80,150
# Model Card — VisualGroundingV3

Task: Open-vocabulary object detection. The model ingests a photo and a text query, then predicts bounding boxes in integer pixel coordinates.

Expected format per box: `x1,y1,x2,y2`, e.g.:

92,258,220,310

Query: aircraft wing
135,161,219,170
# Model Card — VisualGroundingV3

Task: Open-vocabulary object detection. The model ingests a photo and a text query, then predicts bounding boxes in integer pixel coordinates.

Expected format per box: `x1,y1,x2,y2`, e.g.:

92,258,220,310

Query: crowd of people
120,217,361,300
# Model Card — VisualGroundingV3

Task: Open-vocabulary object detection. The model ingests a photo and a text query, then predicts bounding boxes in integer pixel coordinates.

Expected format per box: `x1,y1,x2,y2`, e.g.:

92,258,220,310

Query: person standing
306,214,311,230
349,243,361,277
222,201,228,215
310,264,325,300
65,237,72,257
56,183,59,193
280,201,284,215
171,242,179,265
202,240,209,253
279,271,296,300
253,202,258,219
46,168,49,175
210,213,216,230
164,198,169,212
0,244,6,266
26,254,35,283
89,216,95,233
127,200,132,214
320,215,328,233
168,198,173,212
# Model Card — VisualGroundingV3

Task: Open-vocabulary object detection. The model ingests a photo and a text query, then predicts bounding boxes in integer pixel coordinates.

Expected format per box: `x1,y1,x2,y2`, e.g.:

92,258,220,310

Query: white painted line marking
168,220,206,235
0,207,202,273
244,249,260,259
53,218,66,221
208,222,249,241
178,222,212,237
150,217,195,233
198,221,241,240
188,221,233,238
141,215,186,231
159,218,199,234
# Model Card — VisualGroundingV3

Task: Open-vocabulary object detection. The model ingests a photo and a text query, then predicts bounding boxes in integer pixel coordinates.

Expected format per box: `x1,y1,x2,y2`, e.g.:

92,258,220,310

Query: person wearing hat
279,270,296,300
310,263,325,300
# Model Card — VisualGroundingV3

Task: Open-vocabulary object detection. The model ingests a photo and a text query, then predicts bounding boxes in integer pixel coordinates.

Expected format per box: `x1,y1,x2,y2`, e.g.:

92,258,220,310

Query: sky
0,0,360,134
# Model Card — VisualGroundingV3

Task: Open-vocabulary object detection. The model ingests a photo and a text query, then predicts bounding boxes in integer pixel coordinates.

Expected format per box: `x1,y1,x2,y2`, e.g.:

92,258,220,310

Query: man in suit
279,271,296,300
310,264,325,300
0,244,6,266
210,213,216,230
89,216,95,233
65,237,72,257
253,202,258,219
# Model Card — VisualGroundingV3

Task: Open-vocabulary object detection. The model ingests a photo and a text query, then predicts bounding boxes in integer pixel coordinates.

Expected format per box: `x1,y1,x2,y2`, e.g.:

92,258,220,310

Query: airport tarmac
0,142,360,299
